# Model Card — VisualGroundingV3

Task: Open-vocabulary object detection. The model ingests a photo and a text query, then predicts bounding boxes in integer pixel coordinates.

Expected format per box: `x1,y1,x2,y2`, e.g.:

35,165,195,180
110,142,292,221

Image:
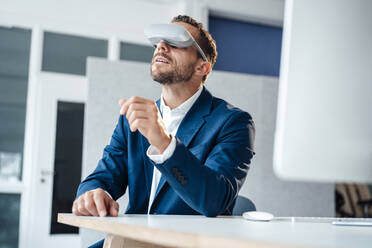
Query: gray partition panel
83,58,333,247
82,58,161,246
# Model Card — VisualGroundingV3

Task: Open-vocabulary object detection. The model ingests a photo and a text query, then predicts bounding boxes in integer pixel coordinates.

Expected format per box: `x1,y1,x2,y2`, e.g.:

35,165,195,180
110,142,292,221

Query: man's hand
119,96,171,153
72,188,119,217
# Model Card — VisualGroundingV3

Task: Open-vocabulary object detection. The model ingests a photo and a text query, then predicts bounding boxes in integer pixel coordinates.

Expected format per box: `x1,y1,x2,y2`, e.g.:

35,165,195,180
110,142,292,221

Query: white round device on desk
243,211,274,221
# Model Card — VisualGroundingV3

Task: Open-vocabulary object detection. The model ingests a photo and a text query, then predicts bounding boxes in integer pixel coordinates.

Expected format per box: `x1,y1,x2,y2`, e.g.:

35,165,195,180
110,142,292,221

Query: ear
195,61,211,78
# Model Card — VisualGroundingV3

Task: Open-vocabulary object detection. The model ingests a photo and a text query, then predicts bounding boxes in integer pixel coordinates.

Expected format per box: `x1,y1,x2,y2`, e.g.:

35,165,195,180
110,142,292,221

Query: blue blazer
77,87,255,217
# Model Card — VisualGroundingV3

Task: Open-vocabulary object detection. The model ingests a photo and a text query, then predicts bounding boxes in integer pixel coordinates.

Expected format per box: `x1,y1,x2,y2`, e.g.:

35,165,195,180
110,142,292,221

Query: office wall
0,0,284,44
0,0,181,44
83,57,333,246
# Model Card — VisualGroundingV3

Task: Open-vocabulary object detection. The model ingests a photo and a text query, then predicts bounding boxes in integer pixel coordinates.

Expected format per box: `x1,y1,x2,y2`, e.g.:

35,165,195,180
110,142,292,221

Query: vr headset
144,24,208,62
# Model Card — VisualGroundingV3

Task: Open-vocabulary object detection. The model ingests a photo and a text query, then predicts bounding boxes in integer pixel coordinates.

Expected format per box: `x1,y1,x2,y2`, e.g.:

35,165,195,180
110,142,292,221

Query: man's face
150,22,200,85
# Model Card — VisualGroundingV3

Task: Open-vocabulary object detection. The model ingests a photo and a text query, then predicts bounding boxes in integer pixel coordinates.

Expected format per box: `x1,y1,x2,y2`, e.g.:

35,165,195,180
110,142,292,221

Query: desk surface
58,214,372,248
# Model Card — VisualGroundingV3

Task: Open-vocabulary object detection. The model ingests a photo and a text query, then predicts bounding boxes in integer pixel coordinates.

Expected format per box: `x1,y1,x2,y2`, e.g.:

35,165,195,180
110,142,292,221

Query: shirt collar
160,86,203,115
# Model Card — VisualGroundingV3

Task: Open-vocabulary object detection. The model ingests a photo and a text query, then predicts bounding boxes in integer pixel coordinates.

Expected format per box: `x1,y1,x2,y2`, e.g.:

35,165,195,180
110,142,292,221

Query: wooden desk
58,214,372,248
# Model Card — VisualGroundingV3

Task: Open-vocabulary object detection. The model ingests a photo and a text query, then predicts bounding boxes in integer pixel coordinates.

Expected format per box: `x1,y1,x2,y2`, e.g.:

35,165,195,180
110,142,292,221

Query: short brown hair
171,15,218,82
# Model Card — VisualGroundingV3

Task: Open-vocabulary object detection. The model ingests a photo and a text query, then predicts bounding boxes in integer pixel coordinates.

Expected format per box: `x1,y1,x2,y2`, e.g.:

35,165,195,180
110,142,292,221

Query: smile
154,57,170,64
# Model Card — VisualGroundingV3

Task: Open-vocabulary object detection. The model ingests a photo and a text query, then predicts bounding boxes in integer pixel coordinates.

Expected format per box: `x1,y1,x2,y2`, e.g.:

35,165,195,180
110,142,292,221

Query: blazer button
179,175,187,185
171,167,179,175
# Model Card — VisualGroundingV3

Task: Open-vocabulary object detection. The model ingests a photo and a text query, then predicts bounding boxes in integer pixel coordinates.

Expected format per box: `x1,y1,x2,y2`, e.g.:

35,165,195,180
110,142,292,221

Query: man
73,14,254,223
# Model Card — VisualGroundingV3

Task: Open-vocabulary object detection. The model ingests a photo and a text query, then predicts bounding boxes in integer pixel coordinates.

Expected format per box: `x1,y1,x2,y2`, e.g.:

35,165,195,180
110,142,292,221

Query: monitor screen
273,0,372,183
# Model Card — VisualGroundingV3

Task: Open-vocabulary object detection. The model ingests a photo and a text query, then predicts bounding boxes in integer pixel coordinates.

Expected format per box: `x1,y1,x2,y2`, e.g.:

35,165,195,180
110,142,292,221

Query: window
120,42,154,63
0,26,31,182
0,25,31,248
42,32,108,75
209,16,282,76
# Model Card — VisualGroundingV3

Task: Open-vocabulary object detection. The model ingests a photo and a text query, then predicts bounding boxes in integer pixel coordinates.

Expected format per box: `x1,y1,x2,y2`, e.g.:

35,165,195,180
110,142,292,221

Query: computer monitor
273,0,372,183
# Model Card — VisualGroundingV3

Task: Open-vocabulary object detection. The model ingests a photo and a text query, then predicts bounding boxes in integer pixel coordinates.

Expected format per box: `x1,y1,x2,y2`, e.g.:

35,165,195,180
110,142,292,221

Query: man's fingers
118,99,126,107
119,97,140,115
120,104,126,115
77,198,91,216
127,103,148,114
127,96,152,104
127,110,148,127
73,197,89,216
72,188,116,217
122,103,147,117
94,194,107,217
130,119,148,133
119,96,155,115
109,201,119,217
84,193,99,216
72,200,81,215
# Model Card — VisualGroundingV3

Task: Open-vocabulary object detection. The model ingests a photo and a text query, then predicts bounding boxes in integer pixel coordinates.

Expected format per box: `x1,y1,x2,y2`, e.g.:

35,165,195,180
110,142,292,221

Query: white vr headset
144,24,208,62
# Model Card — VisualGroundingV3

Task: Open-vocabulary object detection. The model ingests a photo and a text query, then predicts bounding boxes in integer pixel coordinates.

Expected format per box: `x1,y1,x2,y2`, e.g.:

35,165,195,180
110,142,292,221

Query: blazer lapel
175,87,212,147
150,88,213,212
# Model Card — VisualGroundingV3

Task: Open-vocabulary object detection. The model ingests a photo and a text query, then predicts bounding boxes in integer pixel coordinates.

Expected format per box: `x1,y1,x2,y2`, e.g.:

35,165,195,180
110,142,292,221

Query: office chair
232,195,256,216
336,183,372,218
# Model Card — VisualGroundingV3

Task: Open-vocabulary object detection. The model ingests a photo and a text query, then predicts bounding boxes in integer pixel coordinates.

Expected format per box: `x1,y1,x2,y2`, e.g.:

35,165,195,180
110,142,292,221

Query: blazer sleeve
76,115,129,200
152,111,255,217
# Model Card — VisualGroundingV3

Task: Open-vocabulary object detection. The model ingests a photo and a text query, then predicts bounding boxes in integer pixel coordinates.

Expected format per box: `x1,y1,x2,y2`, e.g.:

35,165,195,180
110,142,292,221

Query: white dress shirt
146,87,203,213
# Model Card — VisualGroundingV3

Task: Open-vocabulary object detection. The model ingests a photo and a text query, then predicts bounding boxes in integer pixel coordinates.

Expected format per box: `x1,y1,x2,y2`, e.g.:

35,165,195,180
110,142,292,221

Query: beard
150,53,196,85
